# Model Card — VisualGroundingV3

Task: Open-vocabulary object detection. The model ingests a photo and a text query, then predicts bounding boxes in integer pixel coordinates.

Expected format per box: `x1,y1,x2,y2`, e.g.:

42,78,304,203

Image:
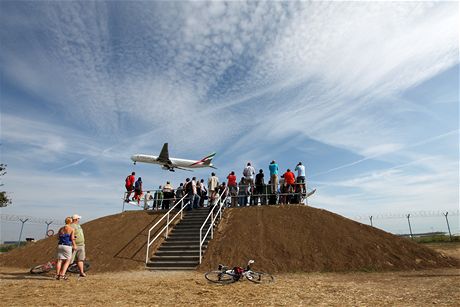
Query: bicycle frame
218,259,255,280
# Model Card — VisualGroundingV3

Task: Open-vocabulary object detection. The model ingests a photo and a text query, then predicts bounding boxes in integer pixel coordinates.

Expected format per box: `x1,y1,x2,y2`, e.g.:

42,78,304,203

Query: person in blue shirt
268,160,279,195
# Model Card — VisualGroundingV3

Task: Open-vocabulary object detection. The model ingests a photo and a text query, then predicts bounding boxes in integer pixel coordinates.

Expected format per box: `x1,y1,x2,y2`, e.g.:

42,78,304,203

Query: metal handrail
199,187,229,264
144,195,188,265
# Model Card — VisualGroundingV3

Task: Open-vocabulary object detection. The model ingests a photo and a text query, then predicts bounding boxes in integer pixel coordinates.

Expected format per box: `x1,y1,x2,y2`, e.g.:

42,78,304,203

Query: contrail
311,129,458,178
51,158,87,172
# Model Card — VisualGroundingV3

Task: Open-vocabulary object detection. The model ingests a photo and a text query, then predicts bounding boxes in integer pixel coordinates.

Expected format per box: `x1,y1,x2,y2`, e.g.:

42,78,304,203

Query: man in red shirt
227,171,238,207
283,169,296,204
125,172,136,202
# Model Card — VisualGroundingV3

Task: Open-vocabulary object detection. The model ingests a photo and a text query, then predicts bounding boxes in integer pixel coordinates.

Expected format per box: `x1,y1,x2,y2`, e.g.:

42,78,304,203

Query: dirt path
1,267,459,306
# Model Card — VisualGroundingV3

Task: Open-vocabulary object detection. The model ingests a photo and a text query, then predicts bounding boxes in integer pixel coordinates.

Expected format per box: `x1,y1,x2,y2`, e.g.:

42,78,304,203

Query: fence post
17,218,29,247
443,212,452,241
45,221,53,238
369,216,373,227
406,214,413,239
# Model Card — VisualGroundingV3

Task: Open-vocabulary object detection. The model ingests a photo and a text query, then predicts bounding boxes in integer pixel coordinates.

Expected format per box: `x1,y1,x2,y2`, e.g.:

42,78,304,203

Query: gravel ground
1,266,459,306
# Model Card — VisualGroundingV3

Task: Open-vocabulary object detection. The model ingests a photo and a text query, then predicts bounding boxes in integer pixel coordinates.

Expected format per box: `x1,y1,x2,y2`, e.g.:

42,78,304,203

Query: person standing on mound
227,171,238,207
133,177,143,204
55,217,76,280
295,162,306,195
283,169,296,204
268,161,279,195
125,172,136,202
70,214,86,277
208,172,219,206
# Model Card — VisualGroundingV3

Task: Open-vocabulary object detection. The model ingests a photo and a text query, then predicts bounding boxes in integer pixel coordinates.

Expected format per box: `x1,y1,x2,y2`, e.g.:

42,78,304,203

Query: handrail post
199,228,202,264
146,229,151,263
211,211,214,239
166,213,169,238
122,194,125,212
181,200,183,219
219,188,226,220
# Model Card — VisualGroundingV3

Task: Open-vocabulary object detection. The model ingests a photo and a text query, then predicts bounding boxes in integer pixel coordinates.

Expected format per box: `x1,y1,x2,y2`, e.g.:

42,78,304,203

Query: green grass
0,242,27,252
414,234,459,244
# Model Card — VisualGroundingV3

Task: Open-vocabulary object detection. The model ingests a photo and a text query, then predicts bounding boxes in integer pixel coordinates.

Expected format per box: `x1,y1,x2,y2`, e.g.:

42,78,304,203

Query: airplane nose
131,155,137,162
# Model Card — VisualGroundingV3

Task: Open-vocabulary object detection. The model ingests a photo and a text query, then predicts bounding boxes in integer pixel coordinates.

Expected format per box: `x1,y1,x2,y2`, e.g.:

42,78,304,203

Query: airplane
131,143,217,172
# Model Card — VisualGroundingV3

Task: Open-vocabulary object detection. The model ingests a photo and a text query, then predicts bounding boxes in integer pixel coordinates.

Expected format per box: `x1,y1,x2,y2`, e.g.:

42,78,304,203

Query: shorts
73,245,86,261
57,244,72,260
125,185,134,192
297,176,305,183
244,177,254,186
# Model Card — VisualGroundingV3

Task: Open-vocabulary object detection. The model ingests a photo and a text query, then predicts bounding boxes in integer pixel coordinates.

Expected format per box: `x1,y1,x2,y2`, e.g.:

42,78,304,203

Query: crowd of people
124,160,308,211
55,214,86,280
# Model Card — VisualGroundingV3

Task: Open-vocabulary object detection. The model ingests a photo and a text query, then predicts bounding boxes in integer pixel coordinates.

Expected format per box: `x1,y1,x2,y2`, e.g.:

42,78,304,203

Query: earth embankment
1,206,458,273
198,206,459,272
0,210,171,272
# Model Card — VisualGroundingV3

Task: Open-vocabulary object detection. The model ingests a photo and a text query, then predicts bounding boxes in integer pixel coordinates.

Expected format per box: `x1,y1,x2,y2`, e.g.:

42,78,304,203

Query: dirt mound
0,210,173,273
198,206,459,272
2,206,458,273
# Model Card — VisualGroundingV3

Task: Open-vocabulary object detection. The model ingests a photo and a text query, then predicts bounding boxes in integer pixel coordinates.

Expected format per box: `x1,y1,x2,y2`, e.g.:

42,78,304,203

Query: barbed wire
354,210,459,220
2,210,457,225
0,214,63,225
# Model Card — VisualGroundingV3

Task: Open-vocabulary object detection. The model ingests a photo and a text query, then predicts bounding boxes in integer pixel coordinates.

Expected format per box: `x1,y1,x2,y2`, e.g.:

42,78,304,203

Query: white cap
72,214,82,220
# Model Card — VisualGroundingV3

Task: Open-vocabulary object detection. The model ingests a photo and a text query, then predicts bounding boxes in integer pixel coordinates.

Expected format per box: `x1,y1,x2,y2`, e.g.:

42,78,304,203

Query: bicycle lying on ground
30,259,90,274
205,260,274,284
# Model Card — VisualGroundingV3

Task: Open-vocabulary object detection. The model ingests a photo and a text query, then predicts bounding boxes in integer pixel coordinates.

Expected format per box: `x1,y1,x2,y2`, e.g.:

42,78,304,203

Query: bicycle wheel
204,271,235,284
67,261,90,273
246,271,275,284
30,263,52,274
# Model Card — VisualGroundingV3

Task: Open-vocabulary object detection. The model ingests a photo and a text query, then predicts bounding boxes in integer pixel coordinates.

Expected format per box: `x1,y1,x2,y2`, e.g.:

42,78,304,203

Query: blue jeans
193,194,201,209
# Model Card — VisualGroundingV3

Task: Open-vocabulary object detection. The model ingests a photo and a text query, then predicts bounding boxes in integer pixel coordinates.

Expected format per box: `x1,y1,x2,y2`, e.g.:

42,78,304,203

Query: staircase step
145,208,216,270
156,250,200,256
151,255,200,262
159,244,206,251
169,233,210,237
171,227,210,232
163,238,209,244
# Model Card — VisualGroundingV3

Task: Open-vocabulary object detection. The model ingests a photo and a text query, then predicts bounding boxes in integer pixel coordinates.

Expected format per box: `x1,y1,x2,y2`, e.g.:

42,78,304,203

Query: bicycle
30,259,90,274
205,260,274,284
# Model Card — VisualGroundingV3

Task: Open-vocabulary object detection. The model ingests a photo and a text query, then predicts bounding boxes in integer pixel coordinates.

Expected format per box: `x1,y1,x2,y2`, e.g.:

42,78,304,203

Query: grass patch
414,235,459,244
0,242,27,252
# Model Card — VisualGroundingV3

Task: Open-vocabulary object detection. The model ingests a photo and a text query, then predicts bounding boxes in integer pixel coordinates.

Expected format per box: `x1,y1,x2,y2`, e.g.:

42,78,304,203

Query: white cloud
1,1,458,237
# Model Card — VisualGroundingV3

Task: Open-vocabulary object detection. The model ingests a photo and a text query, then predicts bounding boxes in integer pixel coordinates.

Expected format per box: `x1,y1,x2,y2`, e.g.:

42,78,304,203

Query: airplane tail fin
201,152,216,165
190,152,216,167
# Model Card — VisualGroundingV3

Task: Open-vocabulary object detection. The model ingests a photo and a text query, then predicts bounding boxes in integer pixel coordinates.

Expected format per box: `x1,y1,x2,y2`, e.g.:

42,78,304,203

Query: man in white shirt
208,172,219,206
144,191,153,210
191,177,200,209
295,162,306,194
243,162,256,186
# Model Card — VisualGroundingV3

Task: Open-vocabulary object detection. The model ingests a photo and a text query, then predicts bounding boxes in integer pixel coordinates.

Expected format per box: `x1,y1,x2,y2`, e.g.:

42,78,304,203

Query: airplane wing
157,143,170,163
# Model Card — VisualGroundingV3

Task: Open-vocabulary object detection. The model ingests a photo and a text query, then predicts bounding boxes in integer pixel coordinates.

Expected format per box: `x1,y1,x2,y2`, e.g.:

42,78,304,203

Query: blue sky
1,1,459,241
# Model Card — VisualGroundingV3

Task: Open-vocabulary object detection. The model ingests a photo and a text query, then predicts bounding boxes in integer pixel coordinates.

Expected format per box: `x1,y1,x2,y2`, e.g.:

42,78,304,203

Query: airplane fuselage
131,143,216,171
131,154,214,170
